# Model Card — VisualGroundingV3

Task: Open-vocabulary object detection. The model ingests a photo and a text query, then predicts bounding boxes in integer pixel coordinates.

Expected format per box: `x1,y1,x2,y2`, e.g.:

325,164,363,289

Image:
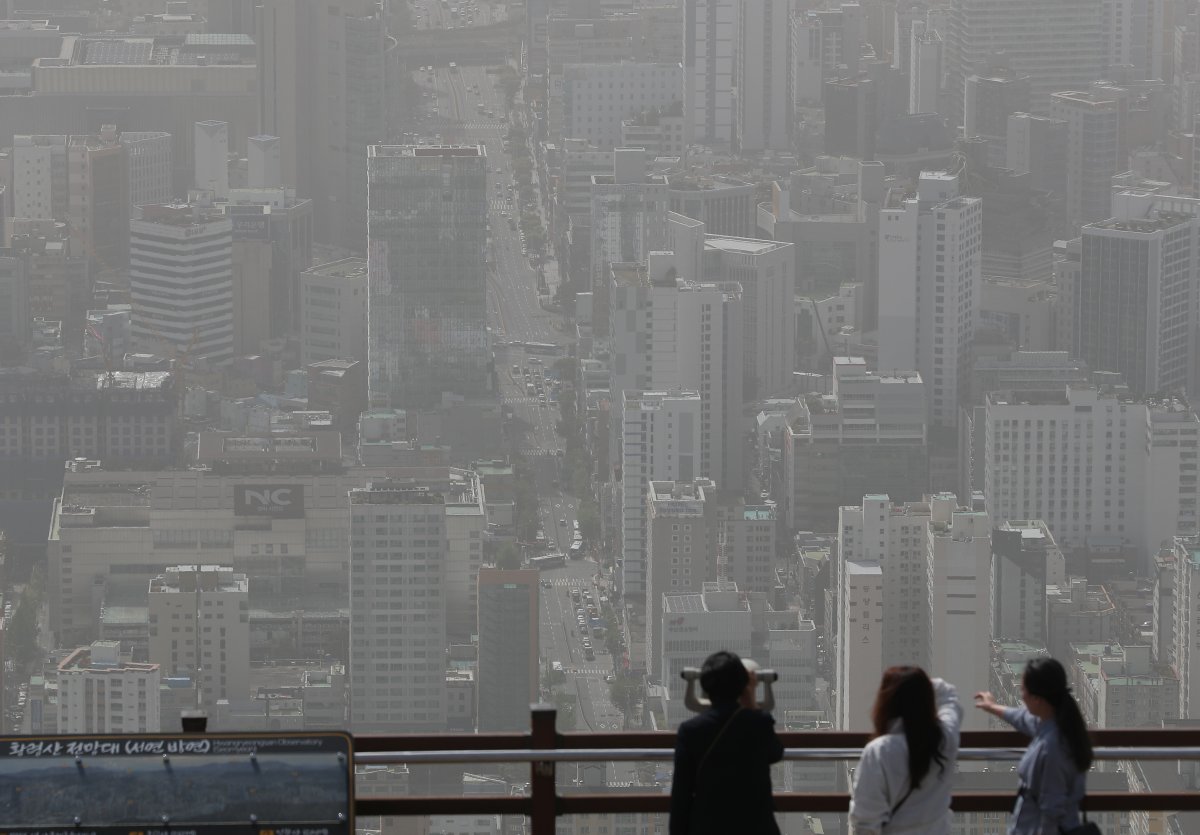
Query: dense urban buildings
3,0,1200,827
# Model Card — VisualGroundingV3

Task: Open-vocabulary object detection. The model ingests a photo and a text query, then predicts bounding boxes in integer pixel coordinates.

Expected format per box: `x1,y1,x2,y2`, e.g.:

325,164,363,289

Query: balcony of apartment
351,706,1200,833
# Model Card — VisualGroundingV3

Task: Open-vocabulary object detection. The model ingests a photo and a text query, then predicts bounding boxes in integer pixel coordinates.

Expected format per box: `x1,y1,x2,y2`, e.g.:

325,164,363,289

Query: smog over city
0,0,1196,832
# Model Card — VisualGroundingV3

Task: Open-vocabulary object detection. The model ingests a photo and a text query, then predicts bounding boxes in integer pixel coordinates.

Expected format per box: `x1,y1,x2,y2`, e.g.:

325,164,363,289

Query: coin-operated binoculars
680,659,778,713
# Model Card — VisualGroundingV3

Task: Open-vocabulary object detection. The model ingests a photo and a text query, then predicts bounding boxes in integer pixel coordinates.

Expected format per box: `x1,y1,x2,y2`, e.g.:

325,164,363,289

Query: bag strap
692,706,745,789
889,783,916,820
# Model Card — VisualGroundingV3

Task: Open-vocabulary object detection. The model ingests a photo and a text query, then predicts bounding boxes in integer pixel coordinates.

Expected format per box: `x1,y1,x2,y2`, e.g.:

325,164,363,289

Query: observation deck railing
353,705,1200,834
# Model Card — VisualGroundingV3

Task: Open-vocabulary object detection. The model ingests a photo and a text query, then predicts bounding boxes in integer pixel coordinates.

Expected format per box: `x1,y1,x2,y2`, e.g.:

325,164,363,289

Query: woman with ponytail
975,657,1094,835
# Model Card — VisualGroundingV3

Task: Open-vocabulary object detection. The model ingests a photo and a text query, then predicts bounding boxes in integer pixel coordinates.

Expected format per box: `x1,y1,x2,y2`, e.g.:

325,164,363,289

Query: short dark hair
700,650,749,705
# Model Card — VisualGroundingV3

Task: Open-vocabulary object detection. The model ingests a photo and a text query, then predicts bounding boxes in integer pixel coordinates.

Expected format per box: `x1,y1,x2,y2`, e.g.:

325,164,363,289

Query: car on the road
540,579,551,588
559,518,567,527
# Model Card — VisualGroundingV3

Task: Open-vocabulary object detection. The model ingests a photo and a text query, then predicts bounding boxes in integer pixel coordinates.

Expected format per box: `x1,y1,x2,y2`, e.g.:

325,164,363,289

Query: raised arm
934,678,963,736
975,691,1040,737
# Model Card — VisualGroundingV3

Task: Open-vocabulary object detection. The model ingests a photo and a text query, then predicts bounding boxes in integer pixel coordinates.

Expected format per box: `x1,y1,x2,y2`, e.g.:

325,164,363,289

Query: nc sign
234,485,305,518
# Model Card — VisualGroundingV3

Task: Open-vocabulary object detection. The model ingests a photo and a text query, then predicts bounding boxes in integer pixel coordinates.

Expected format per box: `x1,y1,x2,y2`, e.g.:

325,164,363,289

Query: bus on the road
529,553,566,570
524,341,562,356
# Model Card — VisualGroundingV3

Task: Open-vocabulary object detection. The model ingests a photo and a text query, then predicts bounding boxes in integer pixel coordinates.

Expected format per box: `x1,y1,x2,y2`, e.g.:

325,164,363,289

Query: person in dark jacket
669,650,785,835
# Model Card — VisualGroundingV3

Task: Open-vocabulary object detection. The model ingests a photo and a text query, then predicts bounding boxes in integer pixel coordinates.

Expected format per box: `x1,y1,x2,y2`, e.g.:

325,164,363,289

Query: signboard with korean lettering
0,732,353,835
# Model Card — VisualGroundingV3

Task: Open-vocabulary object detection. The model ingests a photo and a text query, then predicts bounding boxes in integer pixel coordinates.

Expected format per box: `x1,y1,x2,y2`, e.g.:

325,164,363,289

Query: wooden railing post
530,704,558,835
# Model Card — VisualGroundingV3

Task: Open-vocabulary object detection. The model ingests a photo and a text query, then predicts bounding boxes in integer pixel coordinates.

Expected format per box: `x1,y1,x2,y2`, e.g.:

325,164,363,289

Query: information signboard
0,732,353,835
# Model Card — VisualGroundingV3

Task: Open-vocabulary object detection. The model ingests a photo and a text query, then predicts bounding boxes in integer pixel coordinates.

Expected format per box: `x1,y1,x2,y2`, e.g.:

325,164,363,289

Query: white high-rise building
981,386,1200,562
247,134,282,189
130,203,234,365
878,172,982,429
837,493,991,728
12,134,67,219
620,390,703,601
299,257,368,366
57,641,161,733
684,0,737,145
736,0,792,153
661,582,815,727
193,120,229,199
148,565,249,707
909,20,943,115
835,559,882,730
349,484,448,732
1172,535,1200,718
609,257,744,494
702,235,795,397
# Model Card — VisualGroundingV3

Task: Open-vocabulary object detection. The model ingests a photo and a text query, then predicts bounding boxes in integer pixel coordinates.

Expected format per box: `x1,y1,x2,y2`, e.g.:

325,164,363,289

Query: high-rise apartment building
608,258,744,494
620,390,703,601
878,172,982,429
834,558,882,730
945,0,1106,123
247,134,282,189
736,0,792,153
1069,643,1179,729
477,568,539,732
980,386,1200,561
645,478,717,678
11,134,67,219
683,0,737,145
1006,113,1067,215
367,146,489,409
130,203,234,366
1049,87,1125,230
1171,536,1200,719
837,493,992,727
1076,206,1200,397
661,582,815,727
148,565,250,708
719,503,777,595
349,484,448,732
57,641,161,733
257,0,388,250
559,63,683,149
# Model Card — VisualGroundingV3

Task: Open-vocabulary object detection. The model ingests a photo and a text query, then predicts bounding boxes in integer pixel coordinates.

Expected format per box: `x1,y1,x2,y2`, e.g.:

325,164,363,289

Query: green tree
577,499,600,544
496,541,521,570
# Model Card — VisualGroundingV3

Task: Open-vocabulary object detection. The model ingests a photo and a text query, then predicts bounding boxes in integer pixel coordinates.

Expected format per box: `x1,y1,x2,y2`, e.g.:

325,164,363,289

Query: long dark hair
1024,657,1093,771
870,666,946,789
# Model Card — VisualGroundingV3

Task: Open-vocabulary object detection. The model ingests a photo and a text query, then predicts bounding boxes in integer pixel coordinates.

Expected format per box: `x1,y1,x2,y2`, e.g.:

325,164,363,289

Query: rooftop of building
39,34,256,67
196,431,342,465
368,144,485,158
303,258,368,279
135,203,230,228
150,564,248,594
95,370,171,391
1088,210,1192,233
667,173,755,192
623,102,685,126
742,505,776,522
703,235,789,256
349,485,445,505
61,480,152,509
58,643,158,674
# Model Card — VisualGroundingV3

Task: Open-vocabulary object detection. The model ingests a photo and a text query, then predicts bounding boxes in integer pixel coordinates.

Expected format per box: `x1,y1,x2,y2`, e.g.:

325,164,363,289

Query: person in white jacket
849,667,962,834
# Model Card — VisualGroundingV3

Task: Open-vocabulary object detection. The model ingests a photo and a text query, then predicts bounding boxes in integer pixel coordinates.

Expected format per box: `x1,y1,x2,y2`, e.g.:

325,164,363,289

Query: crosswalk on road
565,668,611,677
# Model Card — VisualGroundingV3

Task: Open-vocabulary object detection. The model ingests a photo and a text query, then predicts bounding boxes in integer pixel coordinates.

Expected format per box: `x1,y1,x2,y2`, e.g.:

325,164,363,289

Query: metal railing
354,705,1200,833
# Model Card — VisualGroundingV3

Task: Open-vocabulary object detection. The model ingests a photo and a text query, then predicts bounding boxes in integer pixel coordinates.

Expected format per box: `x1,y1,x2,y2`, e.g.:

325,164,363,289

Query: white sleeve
933,678,963,753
